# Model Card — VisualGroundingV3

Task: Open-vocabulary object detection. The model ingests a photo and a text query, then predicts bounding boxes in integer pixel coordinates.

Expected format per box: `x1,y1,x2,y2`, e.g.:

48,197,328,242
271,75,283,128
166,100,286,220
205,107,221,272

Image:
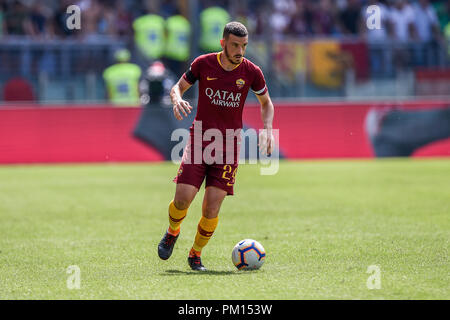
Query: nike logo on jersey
207,77,218,81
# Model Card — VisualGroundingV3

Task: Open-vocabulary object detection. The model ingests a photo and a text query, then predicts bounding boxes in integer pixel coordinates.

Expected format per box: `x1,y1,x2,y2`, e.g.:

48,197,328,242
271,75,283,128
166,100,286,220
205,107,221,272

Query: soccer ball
232,239,266,270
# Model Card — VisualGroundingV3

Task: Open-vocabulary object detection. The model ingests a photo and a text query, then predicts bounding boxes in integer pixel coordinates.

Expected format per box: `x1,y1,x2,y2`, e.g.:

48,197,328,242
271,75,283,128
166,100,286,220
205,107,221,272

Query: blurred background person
0,0,5,37
139,60,175,107
115,0,133,38
338,0,362,36
29,0,52,38
361,0,394,78
285,0,314,37
388,0,417,71
3,0,33,36
411,0,441,66
199,2,230,53
163,10,191,77
133,60,188,160
311,0,339,37
133,11,166,65
389,0,417,43
103,48,142,106
270,0,296,39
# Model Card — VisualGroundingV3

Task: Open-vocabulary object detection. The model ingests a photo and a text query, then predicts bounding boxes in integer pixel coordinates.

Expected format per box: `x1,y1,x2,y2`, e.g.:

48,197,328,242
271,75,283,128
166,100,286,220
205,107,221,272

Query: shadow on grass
162,269,252,276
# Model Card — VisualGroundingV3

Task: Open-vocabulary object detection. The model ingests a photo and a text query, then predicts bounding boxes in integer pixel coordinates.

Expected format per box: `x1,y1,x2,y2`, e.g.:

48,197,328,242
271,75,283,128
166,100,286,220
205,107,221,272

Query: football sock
189,247,201,258
191,216,219,255
167,200,188,236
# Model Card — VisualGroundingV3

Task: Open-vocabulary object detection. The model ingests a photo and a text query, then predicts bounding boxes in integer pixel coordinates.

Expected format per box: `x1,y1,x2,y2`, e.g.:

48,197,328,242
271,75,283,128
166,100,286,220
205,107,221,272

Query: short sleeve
251,66,268,96
183,56,202,85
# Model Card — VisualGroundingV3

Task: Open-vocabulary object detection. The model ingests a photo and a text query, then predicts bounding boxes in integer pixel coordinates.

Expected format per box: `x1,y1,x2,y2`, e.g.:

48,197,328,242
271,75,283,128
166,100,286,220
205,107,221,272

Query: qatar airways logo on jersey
205,88,242,108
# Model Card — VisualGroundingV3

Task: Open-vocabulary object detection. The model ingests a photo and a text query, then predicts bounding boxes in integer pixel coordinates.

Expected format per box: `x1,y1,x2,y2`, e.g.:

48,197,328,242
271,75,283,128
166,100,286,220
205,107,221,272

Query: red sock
167,226,180,236
189,247,201,258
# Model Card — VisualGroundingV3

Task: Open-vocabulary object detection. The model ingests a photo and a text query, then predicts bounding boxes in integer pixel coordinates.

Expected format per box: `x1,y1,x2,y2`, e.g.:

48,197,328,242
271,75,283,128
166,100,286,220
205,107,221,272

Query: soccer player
158,22,275,271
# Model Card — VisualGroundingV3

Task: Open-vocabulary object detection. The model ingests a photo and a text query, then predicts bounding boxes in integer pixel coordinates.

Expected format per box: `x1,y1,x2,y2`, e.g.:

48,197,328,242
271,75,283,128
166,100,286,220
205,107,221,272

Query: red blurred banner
243,100,450,159
0,106,164,164
0,101,449,164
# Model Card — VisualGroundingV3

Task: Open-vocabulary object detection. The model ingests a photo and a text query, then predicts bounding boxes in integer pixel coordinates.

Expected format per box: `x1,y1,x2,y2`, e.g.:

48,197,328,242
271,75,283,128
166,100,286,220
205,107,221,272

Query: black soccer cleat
188,255,207,271
158,231,179,260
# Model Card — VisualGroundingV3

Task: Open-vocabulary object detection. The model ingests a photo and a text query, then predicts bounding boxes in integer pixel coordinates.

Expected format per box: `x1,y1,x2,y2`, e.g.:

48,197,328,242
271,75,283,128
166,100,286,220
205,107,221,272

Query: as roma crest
236,78,245,89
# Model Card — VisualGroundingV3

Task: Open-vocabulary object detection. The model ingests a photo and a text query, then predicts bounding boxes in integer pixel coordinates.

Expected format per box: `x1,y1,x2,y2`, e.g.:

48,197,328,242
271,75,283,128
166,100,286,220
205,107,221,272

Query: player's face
222,34,248,65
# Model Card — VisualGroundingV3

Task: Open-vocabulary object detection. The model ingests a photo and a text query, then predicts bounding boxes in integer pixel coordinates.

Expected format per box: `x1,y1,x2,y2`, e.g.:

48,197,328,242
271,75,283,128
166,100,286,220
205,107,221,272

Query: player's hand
259,128,274,156
173,99,192,120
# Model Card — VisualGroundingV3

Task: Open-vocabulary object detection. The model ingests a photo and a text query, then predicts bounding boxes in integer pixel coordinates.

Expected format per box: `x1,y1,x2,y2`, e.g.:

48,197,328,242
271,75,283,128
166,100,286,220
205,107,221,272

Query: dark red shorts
173,136,239,195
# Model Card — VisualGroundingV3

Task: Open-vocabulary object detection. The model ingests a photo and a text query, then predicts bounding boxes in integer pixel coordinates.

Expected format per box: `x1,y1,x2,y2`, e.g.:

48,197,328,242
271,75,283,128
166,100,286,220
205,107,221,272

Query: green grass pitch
0,159,448,299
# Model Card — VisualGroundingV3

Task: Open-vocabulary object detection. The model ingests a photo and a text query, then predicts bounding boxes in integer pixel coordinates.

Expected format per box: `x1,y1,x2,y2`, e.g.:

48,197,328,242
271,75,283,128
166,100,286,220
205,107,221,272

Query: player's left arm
256,91,275,156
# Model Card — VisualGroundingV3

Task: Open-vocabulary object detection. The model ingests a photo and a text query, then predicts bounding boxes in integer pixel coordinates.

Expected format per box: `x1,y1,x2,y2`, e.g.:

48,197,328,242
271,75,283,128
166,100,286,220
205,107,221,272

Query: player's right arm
170,77,193,120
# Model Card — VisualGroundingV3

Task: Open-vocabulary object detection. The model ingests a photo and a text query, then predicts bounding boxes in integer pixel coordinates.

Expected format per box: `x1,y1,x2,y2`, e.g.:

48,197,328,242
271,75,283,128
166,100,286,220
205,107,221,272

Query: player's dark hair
223,22,248,39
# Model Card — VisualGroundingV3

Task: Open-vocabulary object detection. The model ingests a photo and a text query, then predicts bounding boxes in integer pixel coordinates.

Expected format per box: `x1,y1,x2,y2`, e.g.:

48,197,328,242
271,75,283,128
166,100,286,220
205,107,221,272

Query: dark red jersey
182,52,268,134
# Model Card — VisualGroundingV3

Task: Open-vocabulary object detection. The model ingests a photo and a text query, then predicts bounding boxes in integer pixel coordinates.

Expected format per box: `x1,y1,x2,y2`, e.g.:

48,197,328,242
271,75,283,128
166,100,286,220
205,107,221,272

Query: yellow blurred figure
103,49,142,107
